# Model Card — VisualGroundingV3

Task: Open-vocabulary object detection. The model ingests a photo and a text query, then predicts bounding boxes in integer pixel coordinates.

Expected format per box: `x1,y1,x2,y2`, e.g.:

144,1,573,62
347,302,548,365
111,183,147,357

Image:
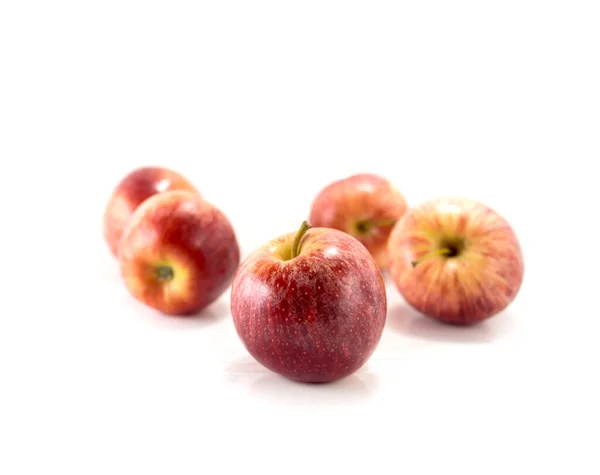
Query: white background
1,1,599,474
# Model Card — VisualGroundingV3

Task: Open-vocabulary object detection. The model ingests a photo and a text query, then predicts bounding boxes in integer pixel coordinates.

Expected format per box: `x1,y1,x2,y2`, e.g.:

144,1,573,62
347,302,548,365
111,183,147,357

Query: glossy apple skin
119,190,240,316
231,227,387,383
388,197,524,325
309,173,407,270
103,167,199,257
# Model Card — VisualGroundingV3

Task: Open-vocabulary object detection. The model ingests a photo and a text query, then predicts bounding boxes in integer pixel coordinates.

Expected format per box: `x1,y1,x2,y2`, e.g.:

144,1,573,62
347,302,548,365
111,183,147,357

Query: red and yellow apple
230,221,387,383
388,197,524,325
119,190,240,316
309,173,407,270
103,166,199,257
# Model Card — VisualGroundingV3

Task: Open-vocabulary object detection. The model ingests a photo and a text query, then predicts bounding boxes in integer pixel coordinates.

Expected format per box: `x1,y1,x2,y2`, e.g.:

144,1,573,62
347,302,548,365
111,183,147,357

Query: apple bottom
121,249,227,316
237,319,381,384
399,265,518,325
233,297,384,384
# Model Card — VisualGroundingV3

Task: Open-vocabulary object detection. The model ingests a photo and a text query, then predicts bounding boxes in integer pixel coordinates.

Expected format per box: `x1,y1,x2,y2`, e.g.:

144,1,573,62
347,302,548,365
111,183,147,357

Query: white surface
1,1,599,474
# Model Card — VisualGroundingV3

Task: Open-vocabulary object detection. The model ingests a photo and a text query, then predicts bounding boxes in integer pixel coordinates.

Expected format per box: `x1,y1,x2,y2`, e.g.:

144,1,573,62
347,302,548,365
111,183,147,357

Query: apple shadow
224,358,378,406
152,298,231,329
224,359,268,375
386,303,515,344
248,371,377,406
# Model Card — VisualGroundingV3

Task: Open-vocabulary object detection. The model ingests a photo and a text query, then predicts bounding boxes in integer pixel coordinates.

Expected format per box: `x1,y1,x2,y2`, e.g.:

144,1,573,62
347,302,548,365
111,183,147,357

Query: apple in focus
309,173,407,270
230,221,387,383
119,190,240,316
103,166,199,257
387,197,524,325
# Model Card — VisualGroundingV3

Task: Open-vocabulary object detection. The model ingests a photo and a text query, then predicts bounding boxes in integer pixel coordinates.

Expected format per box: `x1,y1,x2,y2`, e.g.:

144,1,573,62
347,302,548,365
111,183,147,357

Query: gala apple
103,166,199,257
387,197,524,325
119,190,240,316
230,221,387,383
309,173,407,270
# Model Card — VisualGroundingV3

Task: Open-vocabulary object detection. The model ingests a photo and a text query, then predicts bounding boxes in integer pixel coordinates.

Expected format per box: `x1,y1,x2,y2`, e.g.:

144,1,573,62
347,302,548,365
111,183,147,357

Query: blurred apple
309,173,407,270
388,197,524,325
103,166,198,257
231,221,387,383
119,190,240,316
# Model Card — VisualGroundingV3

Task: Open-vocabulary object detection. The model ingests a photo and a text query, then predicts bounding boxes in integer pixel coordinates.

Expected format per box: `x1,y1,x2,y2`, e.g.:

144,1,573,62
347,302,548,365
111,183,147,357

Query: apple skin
119,190,240,316
103,166,199,257
230,226,387,383
309,173,407,270
387,197,524,325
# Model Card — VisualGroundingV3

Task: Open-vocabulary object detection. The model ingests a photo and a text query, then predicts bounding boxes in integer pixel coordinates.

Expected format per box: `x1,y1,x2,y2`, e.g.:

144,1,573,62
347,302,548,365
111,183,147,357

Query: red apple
309,173,408,270
388,197,524,325
103,166,199,257
230,221,387,383
119,190,240,316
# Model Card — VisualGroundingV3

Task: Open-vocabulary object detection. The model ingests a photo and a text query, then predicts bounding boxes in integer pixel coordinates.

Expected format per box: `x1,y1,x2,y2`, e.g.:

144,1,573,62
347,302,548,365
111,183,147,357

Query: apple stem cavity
156,265,175,281
411,248,452,268
291,221,312,259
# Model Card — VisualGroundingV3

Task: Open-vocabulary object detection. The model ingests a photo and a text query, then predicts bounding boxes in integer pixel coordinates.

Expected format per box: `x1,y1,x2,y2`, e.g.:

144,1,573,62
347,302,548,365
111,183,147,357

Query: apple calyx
291,221,312,259
411,248,452,268
355,218,397,234
156,265,175,281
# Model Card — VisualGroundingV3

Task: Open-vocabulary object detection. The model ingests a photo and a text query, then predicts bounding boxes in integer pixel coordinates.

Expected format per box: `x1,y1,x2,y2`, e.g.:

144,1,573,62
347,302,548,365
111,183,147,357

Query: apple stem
411,248,452,267
356,218,397,234
370,219,397,228
291,221,312,259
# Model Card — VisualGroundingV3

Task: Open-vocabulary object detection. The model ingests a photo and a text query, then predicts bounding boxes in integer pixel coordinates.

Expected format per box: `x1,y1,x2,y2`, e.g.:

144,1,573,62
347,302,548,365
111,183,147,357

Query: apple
387,197,524,325
119,190,240,316
103,166,199,257
230,221,387,383
309,173,408,270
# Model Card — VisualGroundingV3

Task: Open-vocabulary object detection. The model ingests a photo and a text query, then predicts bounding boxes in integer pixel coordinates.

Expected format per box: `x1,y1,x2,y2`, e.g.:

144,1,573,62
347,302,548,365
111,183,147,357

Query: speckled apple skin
309,173,407,270
119,190,240,316
104,166,199,257
231,227,387,383
388,197,524,325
